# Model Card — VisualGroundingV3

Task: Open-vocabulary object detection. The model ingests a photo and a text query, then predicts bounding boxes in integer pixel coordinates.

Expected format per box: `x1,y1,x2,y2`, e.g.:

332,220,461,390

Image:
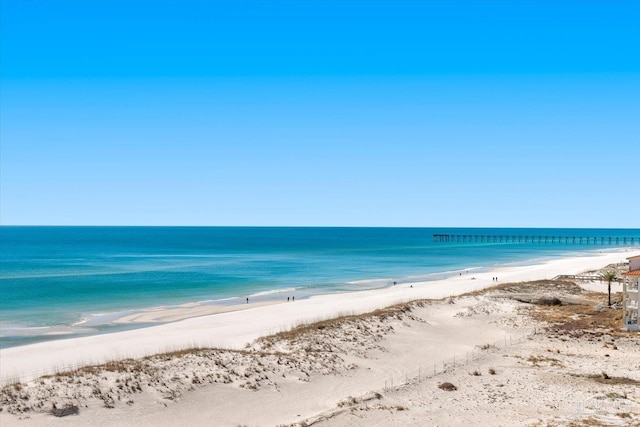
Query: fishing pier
433,234,639,245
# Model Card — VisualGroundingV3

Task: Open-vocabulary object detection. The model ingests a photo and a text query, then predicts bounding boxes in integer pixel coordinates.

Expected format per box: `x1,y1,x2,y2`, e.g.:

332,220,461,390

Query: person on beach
292,296,295,302
287,297,290,302
246,297,249,304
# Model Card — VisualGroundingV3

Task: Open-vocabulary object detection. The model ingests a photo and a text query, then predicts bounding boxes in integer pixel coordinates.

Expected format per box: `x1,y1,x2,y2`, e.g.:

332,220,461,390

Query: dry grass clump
267,302,419,343
476,343,495,350
255,301,427,360
531,416,614,427
438,382,457,391
565,416,618,426
335,391,384,409
337,395,358,407
470,370,481,376
568,372,640,386
593,373,640,386
524,355,564,368
50,403,79,417
513,354,564,368
537,297,563,306
463,280,582,298
530,298,624,338
488,368,496,375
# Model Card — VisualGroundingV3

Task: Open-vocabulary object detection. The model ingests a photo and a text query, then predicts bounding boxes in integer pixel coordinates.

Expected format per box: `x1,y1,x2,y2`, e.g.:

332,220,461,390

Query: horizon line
1,225,639,230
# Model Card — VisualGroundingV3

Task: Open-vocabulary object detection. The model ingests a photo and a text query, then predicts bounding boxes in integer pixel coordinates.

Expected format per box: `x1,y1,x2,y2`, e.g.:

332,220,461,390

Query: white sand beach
1,249,639,426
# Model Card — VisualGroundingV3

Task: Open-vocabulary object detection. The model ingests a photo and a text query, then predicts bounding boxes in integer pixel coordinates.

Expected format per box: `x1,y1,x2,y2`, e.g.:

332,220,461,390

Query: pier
432,234,639,245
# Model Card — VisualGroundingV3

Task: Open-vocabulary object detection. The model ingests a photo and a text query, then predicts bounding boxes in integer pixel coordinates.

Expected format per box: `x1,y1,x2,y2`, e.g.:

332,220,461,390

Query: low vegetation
438,382,457,391
530,298,624,338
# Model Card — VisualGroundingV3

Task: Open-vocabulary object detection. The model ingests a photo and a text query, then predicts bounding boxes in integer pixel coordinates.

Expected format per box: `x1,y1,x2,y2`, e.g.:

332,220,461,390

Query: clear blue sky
1,0,639,227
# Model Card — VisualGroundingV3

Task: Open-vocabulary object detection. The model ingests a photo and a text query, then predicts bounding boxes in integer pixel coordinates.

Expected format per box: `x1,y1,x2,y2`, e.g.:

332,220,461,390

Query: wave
346,278,393,287
344,267,485,287
0,324,96,338
72,311,131,327
73,295,245,327
249,287,296,298
401,267,483,281
102,254,233,259
0,259,238,280
185,296,239,306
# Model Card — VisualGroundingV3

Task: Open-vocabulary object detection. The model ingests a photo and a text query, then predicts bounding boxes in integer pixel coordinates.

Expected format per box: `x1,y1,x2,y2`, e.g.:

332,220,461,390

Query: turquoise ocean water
1,227,638,348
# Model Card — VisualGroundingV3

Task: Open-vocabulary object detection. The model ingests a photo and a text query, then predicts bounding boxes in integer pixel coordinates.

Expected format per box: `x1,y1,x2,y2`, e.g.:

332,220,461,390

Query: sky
1,0,639,227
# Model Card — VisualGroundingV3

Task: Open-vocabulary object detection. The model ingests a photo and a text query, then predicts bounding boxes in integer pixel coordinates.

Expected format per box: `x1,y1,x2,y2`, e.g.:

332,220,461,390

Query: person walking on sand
246,297,249,304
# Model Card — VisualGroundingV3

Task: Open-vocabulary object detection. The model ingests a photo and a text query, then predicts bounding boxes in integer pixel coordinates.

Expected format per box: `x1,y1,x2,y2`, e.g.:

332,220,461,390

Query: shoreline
110,248,632,324
1,248,636,384
1,246,625,334
0,245,629,346
0,244,626,328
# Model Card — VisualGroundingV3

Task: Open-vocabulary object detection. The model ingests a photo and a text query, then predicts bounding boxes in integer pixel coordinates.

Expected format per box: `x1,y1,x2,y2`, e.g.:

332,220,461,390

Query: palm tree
600,270,618,307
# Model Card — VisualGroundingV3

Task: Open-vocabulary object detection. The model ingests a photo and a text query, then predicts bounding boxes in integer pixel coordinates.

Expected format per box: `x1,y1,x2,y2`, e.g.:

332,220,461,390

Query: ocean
1,227,638,348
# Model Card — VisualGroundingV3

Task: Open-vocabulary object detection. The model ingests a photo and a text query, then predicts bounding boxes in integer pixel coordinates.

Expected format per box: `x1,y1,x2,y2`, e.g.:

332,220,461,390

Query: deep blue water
1,227,638,348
